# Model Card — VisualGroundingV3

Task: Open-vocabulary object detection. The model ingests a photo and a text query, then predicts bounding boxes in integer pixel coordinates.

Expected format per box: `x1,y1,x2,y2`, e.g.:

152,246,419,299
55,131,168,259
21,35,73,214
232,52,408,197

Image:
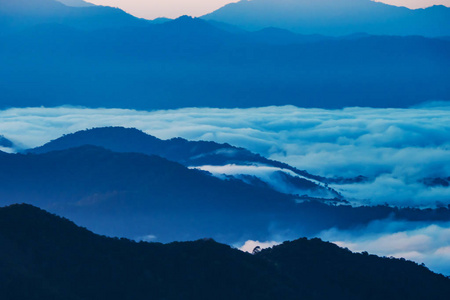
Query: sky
85,0,450,19
86,0,239,19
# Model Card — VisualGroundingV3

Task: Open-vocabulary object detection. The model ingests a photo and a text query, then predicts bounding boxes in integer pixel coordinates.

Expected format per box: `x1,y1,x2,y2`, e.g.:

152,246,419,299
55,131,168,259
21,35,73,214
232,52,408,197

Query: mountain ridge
0,0,149,33
1,18,448,109
25,127,343,199
1,3,449,109
0,203,449,300
203,0,450,36
0,135,448,244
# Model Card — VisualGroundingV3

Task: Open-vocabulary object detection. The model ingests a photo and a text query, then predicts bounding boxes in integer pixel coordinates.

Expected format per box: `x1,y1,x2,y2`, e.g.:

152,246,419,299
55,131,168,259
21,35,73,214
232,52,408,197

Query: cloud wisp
0,105,449,207
238,240,280,254
192,164,334,198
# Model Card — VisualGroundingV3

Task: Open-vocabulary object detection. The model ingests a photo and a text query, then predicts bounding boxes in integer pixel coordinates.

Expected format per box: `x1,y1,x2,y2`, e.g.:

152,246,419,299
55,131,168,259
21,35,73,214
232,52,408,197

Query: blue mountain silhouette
203,0,450,36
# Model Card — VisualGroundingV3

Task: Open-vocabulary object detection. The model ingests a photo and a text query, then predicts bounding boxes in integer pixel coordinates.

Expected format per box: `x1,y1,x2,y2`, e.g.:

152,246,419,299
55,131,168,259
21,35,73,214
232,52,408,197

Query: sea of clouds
0,104,449,207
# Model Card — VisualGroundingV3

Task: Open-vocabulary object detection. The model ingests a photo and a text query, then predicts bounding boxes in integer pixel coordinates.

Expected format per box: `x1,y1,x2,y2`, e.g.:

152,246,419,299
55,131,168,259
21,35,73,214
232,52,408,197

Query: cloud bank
0,105,449,207
319,220,450,276
239,219,450,276
238,240,280,253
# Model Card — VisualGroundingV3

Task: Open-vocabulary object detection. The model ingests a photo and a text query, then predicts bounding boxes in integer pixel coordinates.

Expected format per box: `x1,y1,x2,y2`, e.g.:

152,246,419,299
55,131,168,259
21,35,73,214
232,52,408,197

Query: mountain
203,0,450,37
0,0,148,34
0,204,294,300
27,127,337,199
0,145,301,242
258,238,450,299
0,204,449,300
56,0,94,7
0,14,449,109
2,142,450,243
422,177,450,187
0,135,13,148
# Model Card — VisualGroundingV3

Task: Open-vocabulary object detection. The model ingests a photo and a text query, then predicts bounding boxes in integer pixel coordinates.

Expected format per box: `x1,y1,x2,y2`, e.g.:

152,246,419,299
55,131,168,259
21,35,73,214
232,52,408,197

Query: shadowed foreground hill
0,204,449,300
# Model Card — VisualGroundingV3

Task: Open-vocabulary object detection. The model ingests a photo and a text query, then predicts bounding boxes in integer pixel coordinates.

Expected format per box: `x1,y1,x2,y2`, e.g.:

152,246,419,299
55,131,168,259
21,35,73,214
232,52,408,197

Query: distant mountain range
56,0,94,7
1,204,449,300
0,0,449,109
0,127,449,243
203,0,450,37
0,0,148,34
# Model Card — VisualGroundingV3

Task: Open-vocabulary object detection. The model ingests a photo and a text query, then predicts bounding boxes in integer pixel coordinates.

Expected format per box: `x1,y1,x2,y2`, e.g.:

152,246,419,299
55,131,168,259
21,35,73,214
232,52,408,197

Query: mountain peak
56,0,94,7
0,0,148,32
0,0,66,13
203,0,450,36
164,15,220,32
1,204,449,299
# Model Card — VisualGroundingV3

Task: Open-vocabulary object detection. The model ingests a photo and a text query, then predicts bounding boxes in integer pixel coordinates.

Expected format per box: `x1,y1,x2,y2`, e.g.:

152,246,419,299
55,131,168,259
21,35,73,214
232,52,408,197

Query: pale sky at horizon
85,0,450,19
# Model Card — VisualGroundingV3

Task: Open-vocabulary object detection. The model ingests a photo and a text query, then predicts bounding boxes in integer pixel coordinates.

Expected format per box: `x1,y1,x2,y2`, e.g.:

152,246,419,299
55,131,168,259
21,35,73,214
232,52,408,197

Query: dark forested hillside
258,238,450,300
0,204,448,300
27,127,323,180
27,127,340,199
1,145,450,243
28,126,263,166
0,145,301,242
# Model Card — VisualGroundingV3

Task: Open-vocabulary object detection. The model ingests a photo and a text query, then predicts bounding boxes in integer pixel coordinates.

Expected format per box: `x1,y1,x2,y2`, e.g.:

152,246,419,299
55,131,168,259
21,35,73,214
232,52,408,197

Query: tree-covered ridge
1,144,450,243
0,204,448,300
27,126,325,182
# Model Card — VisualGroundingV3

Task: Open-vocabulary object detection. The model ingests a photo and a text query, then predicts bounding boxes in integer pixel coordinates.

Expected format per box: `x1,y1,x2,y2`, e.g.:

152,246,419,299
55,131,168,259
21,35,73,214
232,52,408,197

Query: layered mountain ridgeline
0,204,449,300
0,145,306,242
56,0,94,7
0,1,449,109
1,144,450,243
422,177,450,188
203,0,450,36
0,135,13,148
27,127,284,167
27,127,337,199
0,0,148,34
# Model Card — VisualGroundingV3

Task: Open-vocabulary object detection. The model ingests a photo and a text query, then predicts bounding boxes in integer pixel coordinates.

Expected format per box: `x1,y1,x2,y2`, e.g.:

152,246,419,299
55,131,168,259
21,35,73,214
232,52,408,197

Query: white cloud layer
319,220,450,276
238,240,280,253
192,164,333,198
239,219,450,276
0,105,449,207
